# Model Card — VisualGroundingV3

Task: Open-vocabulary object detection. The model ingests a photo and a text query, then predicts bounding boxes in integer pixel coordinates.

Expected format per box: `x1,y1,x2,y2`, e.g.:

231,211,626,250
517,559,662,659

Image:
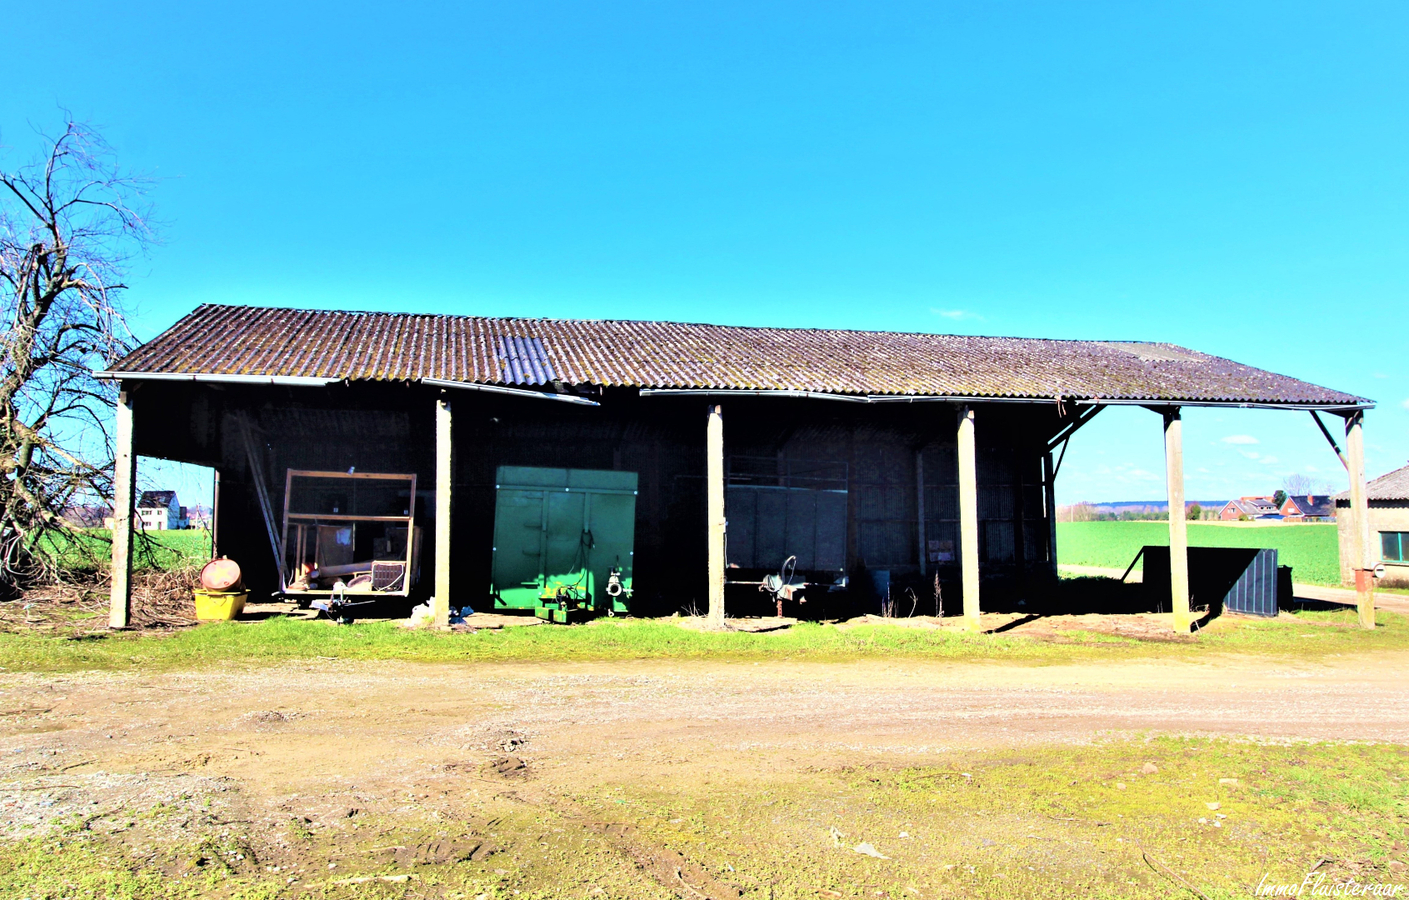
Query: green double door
489,466,637,614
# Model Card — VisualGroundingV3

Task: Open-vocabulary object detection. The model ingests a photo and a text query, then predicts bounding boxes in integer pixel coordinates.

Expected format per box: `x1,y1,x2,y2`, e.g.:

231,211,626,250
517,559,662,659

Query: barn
99,304,1377,632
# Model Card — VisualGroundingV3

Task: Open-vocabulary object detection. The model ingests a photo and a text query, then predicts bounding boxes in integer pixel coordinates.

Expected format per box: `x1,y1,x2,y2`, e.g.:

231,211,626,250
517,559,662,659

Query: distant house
136,491,189,530
61,505,111,529
1280,494,1335,522
186,504,213,529
1218,497,1281,520
1336,463,1409,588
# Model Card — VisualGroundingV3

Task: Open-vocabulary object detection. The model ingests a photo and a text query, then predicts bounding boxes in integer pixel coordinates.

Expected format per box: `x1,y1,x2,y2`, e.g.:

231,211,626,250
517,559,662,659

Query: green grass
1058,521,1341,585
594,736,1409,898
2,606,1405,673
6,737,1404,899
41,528,212,573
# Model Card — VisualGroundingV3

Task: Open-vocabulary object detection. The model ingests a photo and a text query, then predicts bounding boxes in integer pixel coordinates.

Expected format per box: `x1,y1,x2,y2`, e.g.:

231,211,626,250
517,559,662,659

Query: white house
136,491,189,530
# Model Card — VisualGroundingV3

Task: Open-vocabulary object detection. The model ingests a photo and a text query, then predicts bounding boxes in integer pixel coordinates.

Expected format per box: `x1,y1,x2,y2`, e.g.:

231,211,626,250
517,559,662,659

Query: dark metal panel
755,489,790,569
725,487,757,569
1143,546,1280,618
814,490,848,571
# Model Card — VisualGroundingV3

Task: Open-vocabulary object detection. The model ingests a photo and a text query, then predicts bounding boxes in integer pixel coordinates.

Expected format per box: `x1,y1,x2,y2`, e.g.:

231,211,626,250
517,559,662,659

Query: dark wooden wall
132,380,1065,615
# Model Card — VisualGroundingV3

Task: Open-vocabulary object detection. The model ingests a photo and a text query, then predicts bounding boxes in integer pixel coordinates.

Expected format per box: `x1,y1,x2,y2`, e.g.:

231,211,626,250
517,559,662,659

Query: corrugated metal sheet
496,336,556,386
1337,463,1409,502
111,304,1368,406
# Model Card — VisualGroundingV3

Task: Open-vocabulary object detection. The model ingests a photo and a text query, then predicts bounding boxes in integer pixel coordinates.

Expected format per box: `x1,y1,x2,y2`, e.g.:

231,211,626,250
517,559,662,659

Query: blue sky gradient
5,1,1405,507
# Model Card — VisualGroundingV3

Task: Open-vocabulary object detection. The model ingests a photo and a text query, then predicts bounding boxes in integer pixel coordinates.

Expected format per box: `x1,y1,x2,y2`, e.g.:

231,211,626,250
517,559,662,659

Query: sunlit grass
1,603,1404,673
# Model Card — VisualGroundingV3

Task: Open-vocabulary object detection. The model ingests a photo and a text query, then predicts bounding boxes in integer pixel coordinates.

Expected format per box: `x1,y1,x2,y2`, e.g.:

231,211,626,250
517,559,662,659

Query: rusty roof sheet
110,304,1369,408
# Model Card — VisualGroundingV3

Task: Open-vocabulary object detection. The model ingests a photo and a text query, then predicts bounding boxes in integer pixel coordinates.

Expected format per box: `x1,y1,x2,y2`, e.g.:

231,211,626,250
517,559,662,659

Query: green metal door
490,488,547,609
490,466,637,614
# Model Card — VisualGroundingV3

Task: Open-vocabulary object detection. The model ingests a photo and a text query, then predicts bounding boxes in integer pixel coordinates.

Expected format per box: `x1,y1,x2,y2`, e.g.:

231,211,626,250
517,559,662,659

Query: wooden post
915,450,927,577
1345,411,1375,629
433,394,453,626
1163,407,1192,633
1012,452,1027,596
957,405,981,632
706,404,726,626
1043,450,1058,579
109,388,136,629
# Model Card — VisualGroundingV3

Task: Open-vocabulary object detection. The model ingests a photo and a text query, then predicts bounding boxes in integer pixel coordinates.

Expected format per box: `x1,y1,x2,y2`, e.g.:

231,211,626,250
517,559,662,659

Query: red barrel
200,557,243,592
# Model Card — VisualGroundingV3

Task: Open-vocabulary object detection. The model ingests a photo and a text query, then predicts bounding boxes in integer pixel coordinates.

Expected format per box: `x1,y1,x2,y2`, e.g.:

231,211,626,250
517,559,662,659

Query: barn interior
127,378,1074,620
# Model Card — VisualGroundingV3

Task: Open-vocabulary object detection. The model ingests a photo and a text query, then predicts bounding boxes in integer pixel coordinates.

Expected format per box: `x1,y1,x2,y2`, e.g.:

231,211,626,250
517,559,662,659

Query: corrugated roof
110,304,1369,407
1340,464,1409,502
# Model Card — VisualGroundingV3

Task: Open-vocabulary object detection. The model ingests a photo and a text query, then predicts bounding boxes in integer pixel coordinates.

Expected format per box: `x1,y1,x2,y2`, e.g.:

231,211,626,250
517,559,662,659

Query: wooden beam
915,450,927,577
1345,411,1376,629
1163,407,1192,632
1013,450,1026,597
706,403,726,626
957,405,981,632
1310,411,1350,471
433,394,453,627
109,388,136,629
1043,450,1058,579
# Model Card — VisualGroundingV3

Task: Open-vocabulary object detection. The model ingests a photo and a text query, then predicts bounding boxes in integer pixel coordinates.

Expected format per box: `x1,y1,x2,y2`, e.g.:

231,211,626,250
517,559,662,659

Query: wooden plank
1013,450,1026,596
434,395,453,626
1345,411,1375,629
957,405,981,632
280,468,293,586
285,513,415,523
1163,408,1192,632
707,403,726,626
915,450,927,577
236,413,286,591
109,389,136,629
286,469,417,482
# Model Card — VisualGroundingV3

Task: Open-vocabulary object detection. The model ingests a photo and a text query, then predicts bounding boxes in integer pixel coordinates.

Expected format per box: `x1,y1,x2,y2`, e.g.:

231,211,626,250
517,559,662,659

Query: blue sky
5,1,1405,507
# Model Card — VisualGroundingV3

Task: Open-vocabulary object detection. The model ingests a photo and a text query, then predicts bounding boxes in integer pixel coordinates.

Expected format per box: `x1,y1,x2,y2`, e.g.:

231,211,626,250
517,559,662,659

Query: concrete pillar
1345,411,1376,629
706,404,726,626
1163,408,1192,633
109,388,136,629
957,405,981,632
433,394,453,626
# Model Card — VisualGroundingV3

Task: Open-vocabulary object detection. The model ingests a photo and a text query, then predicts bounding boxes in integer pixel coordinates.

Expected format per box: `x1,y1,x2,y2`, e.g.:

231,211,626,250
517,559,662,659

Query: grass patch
8,738,1404,898
585,736,1409,898
2,606,1407,673
40,528,212,574
1058,521,1341,585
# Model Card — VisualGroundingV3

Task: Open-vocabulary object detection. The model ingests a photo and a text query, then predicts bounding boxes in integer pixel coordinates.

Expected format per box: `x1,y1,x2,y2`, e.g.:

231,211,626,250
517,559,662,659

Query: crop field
1056,521,1341,585
43,528,212,573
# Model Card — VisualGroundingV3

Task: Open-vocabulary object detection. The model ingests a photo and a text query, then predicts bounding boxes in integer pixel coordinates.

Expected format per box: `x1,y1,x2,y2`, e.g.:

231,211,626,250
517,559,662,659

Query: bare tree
1281,474,1316,497
0,118,155,592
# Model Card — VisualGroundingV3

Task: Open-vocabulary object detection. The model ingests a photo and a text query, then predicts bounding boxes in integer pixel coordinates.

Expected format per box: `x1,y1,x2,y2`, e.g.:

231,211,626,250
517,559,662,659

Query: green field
1057,521,1340,585
43,528,212,573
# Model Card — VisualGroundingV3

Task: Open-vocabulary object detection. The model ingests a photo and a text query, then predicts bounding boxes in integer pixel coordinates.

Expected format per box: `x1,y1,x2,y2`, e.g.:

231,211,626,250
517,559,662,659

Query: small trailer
277,469,423,621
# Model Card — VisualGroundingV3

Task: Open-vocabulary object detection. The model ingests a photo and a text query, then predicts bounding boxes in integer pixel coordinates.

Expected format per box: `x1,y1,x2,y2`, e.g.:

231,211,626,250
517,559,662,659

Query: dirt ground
4,649,1409,897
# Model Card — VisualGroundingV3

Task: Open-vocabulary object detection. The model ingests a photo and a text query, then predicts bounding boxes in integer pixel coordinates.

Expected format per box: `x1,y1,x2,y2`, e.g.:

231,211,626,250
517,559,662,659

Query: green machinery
489,466,637,623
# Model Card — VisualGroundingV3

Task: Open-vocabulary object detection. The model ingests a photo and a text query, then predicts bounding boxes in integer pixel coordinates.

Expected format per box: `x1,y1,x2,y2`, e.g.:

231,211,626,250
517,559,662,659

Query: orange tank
200,557,243,592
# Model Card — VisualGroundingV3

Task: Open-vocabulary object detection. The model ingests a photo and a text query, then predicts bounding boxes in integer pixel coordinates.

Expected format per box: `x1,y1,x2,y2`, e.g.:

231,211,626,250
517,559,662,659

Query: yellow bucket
193,589,248,621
